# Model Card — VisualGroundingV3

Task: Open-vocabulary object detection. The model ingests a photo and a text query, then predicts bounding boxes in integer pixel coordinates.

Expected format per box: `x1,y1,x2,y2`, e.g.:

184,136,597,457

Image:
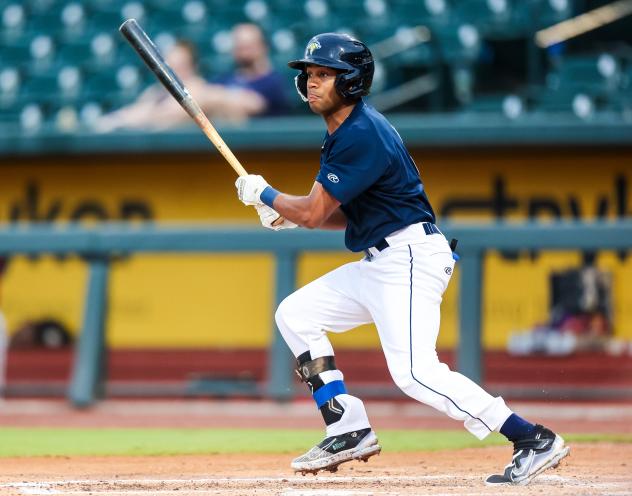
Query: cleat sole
293,443,381,476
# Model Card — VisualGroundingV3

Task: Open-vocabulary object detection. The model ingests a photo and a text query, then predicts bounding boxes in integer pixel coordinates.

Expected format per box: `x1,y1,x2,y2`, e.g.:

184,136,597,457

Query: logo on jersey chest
444,267,452,275
327,173,340,184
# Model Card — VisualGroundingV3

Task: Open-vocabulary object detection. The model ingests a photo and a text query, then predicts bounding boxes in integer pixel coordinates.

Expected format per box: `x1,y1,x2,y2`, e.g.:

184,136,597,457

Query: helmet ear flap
294,72,308,102
335,68,366,100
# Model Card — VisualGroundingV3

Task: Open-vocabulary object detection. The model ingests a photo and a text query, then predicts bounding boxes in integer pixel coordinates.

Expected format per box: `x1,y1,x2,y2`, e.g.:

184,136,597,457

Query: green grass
0,428,630,458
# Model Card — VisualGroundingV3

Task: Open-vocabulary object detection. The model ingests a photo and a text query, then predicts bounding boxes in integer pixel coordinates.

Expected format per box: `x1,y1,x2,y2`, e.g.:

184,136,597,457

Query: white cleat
291,428,381,475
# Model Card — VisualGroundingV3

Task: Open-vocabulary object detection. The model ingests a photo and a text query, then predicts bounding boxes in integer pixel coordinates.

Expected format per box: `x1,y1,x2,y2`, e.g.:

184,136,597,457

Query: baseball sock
500,413,536,441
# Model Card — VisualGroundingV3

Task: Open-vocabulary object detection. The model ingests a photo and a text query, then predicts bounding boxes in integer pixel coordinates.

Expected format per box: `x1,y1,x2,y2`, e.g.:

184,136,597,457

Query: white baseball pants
275,222,513,440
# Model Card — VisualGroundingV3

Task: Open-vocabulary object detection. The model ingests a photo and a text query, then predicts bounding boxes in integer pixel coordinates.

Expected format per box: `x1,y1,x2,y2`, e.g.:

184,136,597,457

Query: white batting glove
255,204,297,231
236,174,269,206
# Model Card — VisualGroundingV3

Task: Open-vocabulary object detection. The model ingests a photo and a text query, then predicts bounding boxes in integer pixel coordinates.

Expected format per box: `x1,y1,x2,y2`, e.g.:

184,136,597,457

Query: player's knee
274,298,291,333
390,371,417,394
389,353,443,394
275,293,301,335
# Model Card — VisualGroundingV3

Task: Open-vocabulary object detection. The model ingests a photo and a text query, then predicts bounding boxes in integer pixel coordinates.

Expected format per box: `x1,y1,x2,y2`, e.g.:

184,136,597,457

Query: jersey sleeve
316,134,389,205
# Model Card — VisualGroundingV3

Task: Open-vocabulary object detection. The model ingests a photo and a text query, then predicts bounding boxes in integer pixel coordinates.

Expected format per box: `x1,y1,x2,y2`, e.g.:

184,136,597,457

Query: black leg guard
296,351,345,426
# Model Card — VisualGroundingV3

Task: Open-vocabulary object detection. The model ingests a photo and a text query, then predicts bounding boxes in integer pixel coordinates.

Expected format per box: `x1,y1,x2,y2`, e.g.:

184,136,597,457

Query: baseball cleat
291,428,381,475
485,424,570,486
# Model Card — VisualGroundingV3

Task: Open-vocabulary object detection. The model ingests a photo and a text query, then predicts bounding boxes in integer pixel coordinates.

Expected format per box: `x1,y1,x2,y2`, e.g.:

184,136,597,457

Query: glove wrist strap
260,186,280,208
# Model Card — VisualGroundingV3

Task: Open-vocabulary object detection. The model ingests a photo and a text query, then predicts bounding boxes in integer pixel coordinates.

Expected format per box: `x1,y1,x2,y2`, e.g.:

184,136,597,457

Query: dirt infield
1,400,630,495
1,444,630,495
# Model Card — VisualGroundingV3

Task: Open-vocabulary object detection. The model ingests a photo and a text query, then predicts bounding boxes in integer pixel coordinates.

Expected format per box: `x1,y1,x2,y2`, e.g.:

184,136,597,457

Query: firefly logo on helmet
307,40,321,55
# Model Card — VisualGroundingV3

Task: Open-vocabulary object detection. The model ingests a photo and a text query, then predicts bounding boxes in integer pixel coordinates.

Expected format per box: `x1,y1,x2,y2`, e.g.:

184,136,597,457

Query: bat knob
271,215,285,227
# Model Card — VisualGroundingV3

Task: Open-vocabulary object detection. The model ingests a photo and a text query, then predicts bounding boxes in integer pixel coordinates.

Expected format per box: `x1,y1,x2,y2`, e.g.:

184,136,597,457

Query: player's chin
307,101,322,114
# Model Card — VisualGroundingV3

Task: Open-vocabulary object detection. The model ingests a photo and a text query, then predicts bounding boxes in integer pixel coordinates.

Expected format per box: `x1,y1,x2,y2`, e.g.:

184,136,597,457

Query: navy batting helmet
288,33,374,101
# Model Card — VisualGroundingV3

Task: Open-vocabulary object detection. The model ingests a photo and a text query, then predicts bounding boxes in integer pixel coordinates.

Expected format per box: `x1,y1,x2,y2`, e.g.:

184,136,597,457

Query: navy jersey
316,100,435,252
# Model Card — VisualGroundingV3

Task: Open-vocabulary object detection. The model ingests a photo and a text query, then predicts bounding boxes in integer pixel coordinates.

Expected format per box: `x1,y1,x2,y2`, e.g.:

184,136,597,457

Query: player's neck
323,101,356,134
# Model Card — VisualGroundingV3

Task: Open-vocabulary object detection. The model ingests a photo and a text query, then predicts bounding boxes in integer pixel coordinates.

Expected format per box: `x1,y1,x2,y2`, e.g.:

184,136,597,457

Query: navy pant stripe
408,245,492,432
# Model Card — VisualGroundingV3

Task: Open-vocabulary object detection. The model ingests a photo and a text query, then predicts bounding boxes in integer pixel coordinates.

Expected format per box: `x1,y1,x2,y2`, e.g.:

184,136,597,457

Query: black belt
363,222,441,259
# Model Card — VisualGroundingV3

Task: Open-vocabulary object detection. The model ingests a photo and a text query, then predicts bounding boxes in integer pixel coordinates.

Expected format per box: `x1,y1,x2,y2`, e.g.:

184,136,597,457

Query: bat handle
271,214,285,227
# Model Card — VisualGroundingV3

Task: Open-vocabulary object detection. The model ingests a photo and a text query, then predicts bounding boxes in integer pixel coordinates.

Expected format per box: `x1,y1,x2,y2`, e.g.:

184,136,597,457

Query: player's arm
320,206,347,229
271,182,346,230
236,176,345,230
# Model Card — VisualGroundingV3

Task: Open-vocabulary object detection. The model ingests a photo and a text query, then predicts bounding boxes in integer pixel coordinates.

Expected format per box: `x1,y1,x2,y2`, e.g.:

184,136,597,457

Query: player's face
305,65,343,115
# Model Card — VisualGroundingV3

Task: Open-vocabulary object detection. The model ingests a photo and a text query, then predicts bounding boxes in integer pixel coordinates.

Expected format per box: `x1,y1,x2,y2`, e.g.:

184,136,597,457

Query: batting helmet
288,33,374,102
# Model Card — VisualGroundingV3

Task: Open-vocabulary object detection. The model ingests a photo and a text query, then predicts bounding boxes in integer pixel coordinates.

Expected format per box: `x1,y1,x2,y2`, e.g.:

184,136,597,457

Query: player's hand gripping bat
119,18,284,225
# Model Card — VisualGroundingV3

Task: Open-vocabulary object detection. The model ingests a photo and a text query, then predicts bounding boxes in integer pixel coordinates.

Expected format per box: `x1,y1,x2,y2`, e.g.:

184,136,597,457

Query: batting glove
255,204,297,231
236,174,269,206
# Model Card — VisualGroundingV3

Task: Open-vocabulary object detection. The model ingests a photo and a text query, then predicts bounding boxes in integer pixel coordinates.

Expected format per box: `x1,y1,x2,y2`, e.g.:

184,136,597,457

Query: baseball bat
120,18,248,176
119,18,284,224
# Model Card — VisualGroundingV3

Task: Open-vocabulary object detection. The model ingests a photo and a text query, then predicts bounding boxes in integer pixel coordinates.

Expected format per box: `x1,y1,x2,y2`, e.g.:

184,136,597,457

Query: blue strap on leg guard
313,380,347,408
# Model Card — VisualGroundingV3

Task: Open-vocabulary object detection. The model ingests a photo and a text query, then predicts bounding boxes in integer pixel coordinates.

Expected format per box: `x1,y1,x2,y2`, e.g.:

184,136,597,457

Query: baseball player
235,33,570,485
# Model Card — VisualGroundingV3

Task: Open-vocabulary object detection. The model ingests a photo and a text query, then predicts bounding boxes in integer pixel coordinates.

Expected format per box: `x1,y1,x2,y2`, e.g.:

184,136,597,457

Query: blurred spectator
210,23,289,117
507,264,614,356
96,25,289,132
95,39,211,131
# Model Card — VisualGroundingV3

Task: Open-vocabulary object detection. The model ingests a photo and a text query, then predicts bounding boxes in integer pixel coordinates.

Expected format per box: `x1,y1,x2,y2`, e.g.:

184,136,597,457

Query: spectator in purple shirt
211,23,290,117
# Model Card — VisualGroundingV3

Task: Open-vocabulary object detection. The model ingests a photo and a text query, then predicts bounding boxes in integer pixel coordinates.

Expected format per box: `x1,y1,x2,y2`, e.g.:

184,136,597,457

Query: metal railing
1,221,630,407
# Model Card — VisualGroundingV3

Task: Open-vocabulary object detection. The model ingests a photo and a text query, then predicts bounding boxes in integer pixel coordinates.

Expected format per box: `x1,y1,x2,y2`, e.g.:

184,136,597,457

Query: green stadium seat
205,0,250,28
59,2,89,39
18,102,48,133
26,0,63,15
1,3,27,40
534,88,599,119
243,0,273,26
391,0,452,29
88,10,126,34
21,73,57,100
371,57,408,92
24,34,57,75
57,41,93,66
0,102,22,127
548,54,622,96
269,28,300,57
77,99,106,127
56,65,83,102
455,0,532,39
0,40,32,67
84,64,146,106
621,64,632,94
433,22,482,64
365,25,438,68
176,1,216,43
268,0,308,34
465,93,526,119
292,0,333,38
532,0,573,30
119,1,148,25
0,67,22,109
